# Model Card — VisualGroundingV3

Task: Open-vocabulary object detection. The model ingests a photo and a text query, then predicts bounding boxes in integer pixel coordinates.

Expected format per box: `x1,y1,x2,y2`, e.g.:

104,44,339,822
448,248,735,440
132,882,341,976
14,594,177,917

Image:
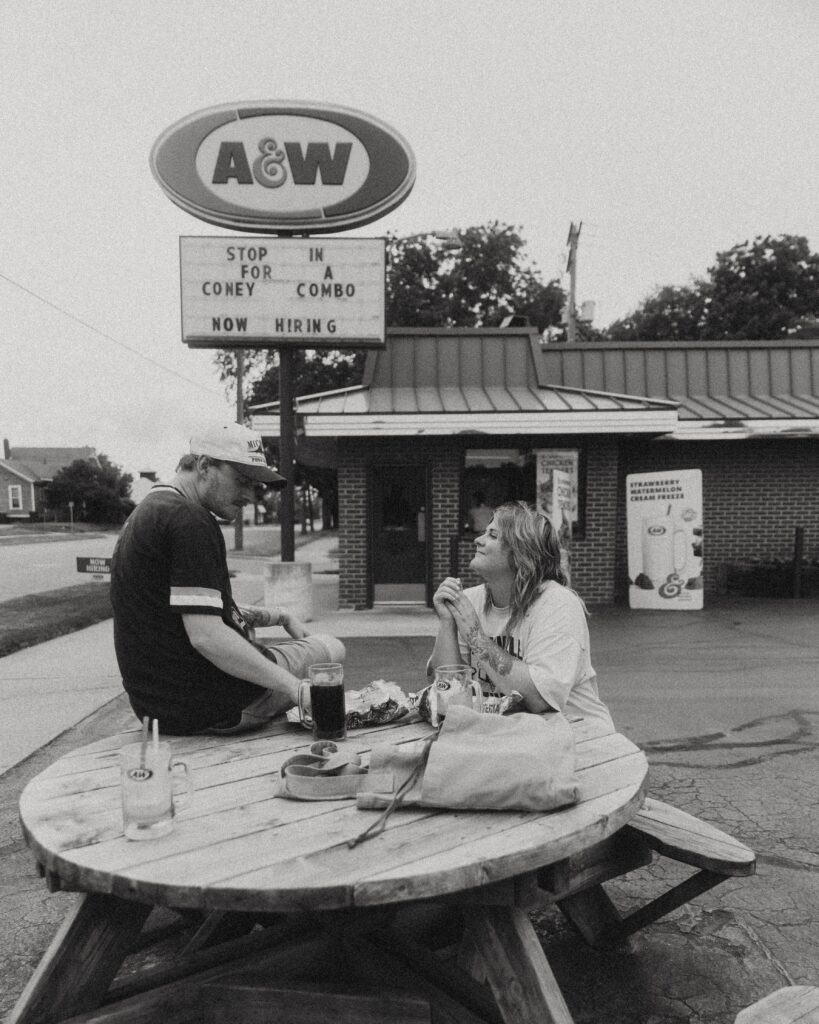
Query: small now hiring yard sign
76,557,111,581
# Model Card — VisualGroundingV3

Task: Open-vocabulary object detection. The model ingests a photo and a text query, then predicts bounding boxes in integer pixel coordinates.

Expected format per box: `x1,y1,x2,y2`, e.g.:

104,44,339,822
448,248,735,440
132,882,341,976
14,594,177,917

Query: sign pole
234,348,245,552
278,346,296,562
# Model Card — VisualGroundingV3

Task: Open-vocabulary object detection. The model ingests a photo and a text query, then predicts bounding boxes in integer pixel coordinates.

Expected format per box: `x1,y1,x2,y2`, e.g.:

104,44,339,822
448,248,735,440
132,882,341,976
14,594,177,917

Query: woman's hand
446,593,482,640
432,577,461,621
433,578,481,638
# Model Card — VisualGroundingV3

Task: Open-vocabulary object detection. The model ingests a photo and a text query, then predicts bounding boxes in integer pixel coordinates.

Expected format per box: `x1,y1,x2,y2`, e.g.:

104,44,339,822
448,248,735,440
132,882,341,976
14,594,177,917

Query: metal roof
538,338,819,436
288,383,670,416
0,459,42,483
250,329,677,438
3,446,100,480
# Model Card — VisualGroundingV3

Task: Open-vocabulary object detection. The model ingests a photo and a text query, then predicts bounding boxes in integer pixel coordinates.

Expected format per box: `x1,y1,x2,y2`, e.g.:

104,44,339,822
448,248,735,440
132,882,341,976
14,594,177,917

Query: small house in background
0,440,100,521
131,470,159,505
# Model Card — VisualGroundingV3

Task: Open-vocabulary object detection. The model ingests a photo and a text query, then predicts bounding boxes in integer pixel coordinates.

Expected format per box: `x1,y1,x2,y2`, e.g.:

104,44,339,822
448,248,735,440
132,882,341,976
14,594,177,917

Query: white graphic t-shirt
460,581,614,736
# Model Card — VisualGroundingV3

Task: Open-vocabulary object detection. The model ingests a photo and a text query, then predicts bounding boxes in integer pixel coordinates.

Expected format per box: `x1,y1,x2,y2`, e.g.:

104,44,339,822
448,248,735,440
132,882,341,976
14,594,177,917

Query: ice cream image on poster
627,469,703,610
636,511,688,597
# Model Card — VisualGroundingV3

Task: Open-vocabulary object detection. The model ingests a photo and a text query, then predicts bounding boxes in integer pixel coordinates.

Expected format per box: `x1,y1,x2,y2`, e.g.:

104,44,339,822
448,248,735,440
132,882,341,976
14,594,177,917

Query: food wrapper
409,685,525,724
286,679,415,731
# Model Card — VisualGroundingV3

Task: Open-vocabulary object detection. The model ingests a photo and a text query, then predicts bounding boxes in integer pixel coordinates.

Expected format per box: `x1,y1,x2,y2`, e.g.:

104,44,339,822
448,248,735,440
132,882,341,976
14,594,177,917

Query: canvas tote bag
357,705,578,814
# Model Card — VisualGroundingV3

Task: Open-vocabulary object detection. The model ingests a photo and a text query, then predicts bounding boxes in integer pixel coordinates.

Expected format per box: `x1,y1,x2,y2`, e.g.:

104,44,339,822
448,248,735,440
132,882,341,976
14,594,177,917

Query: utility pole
278,347,296,562
565,221,582,345
233,349,244,552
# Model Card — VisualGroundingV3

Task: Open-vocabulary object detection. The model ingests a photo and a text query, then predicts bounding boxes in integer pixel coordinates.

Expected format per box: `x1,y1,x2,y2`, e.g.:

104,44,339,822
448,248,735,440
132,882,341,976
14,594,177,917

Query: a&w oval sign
150,101,415,233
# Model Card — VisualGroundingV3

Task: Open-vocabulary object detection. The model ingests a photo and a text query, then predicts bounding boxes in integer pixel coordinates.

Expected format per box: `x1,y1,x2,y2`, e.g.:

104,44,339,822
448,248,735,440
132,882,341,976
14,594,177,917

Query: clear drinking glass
120,741,193,840
431,664,482,725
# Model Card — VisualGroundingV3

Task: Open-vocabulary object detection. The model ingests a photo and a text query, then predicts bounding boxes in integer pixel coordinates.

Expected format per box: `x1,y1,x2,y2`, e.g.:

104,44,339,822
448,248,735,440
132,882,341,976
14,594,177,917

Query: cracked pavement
1,599,818,1022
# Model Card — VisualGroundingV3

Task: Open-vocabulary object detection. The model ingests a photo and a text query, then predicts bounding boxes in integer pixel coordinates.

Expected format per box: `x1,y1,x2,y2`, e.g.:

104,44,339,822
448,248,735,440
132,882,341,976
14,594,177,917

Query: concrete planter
263,561,313,622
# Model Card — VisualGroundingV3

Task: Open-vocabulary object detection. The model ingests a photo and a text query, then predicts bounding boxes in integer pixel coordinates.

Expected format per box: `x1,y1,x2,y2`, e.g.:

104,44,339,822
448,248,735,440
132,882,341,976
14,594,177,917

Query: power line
0,268,224,397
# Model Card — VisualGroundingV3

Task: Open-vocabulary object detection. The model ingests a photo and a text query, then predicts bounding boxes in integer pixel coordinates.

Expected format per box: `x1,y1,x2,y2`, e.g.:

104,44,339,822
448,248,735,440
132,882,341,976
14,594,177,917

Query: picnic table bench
735,986,819,1023
541,795,756,946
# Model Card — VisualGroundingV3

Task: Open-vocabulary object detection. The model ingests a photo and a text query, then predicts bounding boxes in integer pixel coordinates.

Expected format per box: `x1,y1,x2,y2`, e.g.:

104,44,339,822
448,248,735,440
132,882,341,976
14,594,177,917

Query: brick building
251,329,819,608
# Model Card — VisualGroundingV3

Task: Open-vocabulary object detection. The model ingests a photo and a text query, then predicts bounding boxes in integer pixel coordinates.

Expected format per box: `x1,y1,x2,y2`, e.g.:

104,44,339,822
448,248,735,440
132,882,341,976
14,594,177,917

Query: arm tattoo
241,606,277,629
465,626,514,676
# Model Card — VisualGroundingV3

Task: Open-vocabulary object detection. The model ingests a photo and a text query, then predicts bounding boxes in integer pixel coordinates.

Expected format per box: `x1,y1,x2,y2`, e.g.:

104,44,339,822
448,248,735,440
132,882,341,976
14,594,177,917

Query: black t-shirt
110,485,264,733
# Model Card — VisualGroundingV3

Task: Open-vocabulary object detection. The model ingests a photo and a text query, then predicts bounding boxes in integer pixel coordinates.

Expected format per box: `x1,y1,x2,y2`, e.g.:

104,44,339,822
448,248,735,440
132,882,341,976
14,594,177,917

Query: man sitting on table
111,421,344,735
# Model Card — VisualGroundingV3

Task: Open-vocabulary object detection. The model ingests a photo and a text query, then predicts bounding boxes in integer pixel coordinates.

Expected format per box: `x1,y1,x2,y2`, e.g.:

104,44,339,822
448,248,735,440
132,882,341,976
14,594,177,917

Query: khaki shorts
205,634,346,735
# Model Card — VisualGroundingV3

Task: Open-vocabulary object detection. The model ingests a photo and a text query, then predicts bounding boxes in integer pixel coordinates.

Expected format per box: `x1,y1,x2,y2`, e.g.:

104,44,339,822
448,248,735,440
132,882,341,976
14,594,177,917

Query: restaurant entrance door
371,464,429,604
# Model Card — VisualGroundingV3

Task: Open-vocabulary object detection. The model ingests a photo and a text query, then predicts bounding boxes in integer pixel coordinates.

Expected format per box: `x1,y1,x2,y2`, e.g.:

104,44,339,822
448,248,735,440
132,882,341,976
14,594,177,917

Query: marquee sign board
151,102,416,233
179,236,386,348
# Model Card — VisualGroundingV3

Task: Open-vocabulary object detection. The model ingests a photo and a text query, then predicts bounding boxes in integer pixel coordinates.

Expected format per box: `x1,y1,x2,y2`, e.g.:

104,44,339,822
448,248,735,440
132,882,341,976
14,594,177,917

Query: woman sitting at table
429,501,614,736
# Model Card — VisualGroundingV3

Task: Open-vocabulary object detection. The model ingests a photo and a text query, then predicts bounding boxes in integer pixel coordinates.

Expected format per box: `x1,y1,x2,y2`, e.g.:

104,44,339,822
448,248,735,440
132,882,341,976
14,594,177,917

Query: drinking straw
139,716,150,770
152,718,159,758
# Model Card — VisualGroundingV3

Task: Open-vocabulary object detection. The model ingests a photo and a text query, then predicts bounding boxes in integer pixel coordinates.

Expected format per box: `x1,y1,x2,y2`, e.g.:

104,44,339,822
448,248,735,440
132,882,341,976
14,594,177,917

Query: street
0,533,119,601
0,524,326,604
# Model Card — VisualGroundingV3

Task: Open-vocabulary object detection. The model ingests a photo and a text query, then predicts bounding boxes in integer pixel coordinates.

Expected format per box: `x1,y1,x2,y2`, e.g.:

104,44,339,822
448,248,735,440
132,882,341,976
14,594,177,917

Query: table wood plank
19,727,647,914
6,894,151,1024
464,906,575,1024
735,986,819,1024
92,752,644,911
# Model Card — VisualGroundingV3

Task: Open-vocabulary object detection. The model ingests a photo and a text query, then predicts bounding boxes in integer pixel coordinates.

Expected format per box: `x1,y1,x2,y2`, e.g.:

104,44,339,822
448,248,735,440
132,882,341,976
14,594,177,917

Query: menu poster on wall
535,453,576,585
626,469,703,610
535,450,579,524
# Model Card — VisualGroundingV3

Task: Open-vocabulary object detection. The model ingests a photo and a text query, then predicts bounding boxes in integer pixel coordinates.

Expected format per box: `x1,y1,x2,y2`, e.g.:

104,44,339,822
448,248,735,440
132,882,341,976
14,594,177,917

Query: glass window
462,449,535,531
8,485,23,511
462,447,584,537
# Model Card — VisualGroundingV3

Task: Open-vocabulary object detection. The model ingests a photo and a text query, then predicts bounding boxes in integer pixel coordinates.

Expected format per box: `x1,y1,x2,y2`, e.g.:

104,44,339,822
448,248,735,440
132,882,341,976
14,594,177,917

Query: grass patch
0,532,107,547
0,584,113,659
0,521,112,536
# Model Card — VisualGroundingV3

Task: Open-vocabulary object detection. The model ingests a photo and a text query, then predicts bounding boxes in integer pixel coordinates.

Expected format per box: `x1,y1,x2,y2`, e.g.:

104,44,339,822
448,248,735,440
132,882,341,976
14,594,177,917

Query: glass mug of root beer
298,662,347,740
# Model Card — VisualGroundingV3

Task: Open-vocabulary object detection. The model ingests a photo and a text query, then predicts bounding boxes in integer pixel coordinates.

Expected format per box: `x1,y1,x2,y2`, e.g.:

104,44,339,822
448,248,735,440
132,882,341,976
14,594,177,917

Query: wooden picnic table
11,715,648,1024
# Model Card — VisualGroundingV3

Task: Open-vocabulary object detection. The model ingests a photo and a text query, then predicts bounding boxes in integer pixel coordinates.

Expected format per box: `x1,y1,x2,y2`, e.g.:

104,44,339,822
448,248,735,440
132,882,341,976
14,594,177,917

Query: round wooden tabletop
19,718,648,913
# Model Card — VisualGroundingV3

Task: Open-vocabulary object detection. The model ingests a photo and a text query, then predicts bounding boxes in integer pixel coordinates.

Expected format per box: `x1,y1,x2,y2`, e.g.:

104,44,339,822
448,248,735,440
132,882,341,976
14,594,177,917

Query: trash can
263,561,313,622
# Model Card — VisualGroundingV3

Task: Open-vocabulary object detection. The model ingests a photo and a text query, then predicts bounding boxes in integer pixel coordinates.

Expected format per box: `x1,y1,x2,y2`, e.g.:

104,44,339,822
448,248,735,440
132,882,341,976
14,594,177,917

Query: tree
46,454,134,525
603,234,819,342
221,348,367,408
705,235,819,340
606,283,709,341
385,222,564,332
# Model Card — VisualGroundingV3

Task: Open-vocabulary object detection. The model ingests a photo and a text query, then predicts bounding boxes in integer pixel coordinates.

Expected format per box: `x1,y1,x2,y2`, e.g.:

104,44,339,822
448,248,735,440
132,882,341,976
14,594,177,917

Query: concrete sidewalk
1,545,818,1021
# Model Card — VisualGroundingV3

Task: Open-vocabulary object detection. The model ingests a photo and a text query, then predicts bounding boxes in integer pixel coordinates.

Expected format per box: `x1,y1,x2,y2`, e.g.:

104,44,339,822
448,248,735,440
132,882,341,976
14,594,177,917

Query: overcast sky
1,0,817,480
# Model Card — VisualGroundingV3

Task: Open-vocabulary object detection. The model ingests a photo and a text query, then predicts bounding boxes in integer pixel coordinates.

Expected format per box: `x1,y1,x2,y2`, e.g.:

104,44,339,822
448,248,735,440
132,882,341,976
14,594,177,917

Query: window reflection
462,449,535,530
462,448,583,538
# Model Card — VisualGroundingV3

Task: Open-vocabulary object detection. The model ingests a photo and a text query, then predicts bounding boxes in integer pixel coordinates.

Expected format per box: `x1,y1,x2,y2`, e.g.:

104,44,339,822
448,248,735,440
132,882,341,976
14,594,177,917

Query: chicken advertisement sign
536,464,573,585
626,469,703,610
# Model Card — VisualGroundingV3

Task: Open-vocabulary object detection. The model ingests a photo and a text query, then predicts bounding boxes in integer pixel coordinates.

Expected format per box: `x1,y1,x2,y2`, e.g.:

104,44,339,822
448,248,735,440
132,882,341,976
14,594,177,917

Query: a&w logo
151,101,415,234
213,138,352,189
196,113,367,214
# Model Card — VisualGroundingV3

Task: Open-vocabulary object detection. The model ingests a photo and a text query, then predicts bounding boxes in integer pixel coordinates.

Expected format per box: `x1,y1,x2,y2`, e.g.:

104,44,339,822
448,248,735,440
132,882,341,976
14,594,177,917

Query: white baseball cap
189,422,285,485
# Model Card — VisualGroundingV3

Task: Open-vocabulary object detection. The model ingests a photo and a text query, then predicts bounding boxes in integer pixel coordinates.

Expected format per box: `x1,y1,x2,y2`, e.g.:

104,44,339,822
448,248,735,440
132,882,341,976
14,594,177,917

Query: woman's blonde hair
484,501,569,629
